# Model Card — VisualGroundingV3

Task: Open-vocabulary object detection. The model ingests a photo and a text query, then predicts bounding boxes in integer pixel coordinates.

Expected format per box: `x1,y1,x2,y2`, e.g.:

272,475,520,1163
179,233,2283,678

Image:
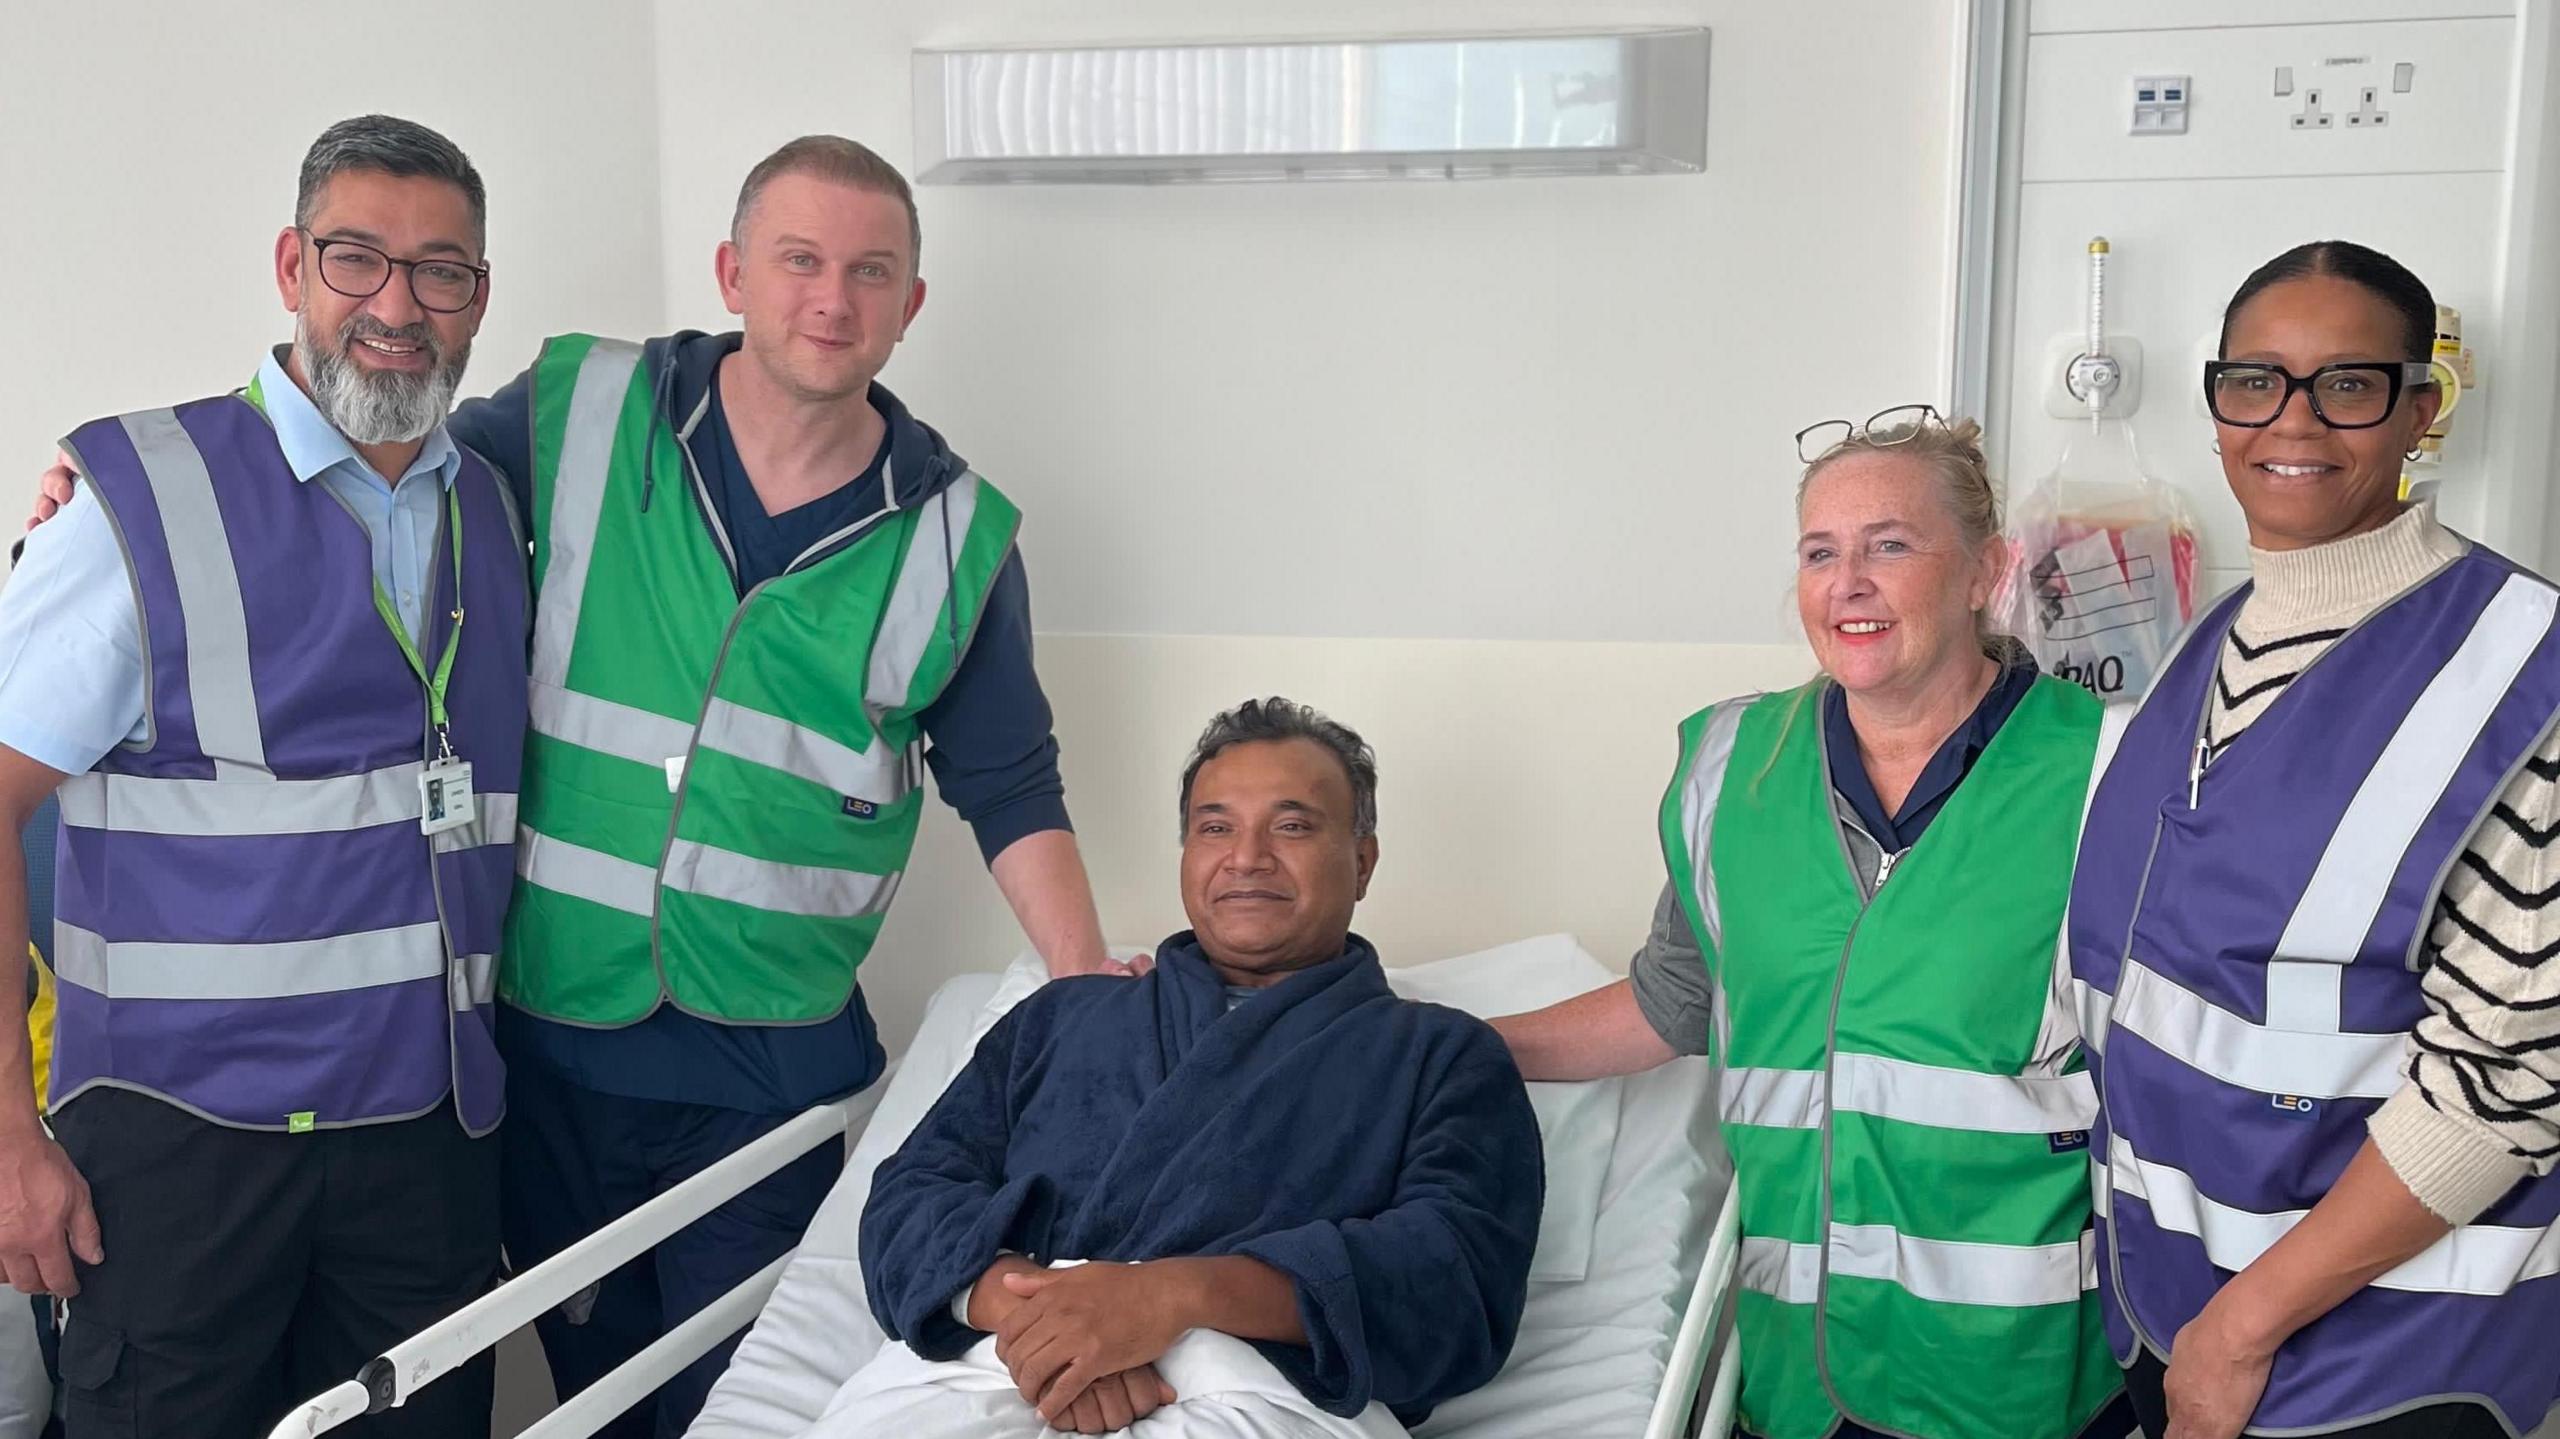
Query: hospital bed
266,935,1741,1439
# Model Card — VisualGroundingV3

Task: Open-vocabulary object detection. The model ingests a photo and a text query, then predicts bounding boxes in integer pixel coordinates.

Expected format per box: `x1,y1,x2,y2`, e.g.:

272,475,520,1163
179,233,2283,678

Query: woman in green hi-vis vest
1492,410,2132,1439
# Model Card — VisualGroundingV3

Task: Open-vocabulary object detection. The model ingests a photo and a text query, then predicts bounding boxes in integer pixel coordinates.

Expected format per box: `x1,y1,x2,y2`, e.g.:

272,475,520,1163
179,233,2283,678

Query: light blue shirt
0,348,460,775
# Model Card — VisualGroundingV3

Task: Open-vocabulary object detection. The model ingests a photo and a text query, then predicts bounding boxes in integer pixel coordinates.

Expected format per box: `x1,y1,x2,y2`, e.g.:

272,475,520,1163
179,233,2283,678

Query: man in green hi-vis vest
443,136,1126,1437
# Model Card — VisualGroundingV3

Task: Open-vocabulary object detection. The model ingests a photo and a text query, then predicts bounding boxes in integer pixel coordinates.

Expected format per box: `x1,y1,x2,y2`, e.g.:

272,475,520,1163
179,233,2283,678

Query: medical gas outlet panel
1997,4,2518,601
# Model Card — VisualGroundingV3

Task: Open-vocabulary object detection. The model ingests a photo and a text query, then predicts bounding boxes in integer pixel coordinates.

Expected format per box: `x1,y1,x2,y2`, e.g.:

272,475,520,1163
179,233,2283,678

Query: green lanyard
374,483,467,757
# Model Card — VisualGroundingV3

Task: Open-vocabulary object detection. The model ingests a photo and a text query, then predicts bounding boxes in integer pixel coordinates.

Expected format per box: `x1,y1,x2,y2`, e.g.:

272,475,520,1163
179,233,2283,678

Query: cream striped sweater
2203,502,2560,1224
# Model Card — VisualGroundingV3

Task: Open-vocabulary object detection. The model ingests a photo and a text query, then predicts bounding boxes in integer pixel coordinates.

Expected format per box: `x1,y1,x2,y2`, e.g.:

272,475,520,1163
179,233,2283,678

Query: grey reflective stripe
58,763,424,837
1830,1223,2096,1308
2112,958,2403,1099
2061,702,2134,1059
59,767,517,850
433,792,519,854
698,699,913,803
866,472,983,713
1738,1236,1822,1304
1721,1066,1824,1128
1744,1227,2094,1308
2276,573,2559,963
530,680,695,770
122,409,267,778
1834,1052,2096,1133
2073,977,2112,1062
450,952,496,1010
1677,700,1751,957
2108,1135,2560,1295
661,839,901,919
516,826,657,917
1720,1056,2094,1134
529,339,643,688
53,921,444,1000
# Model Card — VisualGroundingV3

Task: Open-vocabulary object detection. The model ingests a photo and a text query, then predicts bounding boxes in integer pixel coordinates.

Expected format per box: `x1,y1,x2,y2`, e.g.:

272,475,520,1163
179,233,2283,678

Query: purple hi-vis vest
2070,544,2560,1433
47,395,528,1136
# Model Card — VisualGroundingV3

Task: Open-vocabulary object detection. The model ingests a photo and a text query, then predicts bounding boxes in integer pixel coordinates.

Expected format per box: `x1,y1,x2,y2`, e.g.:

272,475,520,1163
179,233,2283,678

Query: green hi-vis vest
1660,677,2119,1439
500,335,1021,1027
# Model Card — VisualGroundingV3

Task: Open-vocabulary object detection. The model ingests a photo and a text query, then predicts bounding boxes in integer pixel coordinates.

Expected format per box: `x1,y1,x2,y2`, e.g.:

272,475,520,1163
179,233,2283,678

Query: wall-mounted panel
2030,0,2513,37
913,30,1710,184
2022,18,2512,184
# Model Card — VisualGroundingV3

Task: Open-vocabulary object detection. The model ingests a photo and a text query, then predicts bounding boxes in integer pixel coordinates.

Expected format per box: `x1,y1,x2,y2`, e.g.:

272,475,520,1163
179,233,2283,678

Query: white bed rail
1642,1171,1742,1439
268,1098,1749,1439
264,1100,857,1439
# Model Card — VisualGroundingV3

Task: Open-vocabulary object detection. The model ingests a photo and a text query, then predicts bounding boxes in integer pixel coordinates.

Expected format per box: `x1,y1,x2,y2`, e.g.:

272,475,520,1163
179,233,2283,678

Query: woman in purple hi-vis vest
2070,241,2560,1439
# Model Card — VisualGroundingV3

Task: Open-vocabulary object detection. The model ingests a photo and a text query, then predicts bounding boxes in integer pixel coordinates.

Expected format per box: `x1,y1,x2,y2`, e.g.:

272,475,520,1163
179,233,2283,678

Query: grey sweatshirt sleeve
1628,880,1714,1057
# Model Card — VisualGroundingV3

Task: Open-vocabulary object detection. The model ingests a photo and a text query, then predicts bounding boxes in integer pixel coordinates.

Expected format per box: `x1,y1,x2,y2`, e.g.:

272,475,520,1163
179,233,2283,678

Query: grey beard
296,316,470,446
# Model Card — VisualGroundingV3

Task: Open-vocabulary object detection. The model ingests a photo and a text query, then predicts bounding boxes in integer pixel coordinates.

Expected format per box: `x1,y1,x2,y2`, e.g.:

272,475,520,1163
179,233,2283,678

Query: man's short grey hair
1178,697,1379,839
296,115,486,248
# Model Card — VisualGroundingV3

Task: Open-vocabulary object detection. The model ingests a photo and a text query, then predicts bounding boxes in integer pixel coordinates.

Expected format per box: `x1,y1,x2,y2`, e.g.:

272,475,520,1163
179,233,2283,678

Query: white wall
648,0,1956,1049
649,0,1962,647
0,0,667,485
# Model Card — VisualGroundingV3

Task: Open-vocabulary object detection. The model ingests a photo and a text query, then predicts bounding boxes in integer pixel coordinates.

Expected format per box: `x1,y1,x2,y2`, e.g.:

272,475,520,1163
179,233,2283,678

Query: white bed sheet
688,939,1728,1439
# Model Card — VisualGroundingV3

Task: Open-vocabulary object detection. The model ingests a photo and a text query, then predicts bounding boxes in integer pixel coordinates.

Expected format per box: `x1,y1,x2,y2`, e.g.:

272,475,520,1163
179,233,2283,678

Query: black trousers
2125,1350,2510,1438
499,1065,844,1439
50,1088,500,1439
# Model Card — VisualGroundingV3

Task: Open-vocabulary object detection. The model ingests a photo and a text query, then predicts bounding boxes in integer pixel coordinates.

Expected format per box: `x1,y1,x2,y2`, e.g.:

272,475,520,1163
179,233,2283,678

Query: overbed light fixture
911,29,1711,184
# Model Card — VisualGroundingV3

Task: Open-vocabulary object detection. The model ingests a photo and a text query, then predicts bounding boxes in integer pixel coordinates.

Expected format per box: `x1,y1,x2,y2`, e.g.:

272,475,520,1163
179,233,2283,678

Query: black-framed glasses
2202,360,2434,429
1794,404,1942,465
301,230,487,314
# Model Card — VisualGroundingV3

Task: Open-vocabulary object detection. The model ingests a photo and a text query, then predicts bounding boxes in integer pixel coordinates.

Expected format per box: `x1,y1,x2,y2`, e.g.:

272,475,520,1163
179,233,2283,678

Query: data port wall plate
2131,73,2191,134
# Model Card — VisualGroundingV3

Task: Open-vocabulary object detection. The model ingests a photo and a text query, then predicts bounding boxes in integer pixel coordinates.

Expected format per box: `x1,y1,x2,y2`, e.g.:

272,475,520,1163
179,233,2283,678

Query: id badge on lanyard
383,484,473,837
421,754,475,836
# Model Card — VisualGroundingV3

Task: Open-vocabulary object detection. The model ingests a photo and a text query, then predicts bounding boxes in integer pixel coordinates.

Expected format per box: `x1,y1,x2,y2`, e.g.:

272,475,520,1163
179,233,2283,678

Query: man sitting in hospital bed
829,697,1544,1439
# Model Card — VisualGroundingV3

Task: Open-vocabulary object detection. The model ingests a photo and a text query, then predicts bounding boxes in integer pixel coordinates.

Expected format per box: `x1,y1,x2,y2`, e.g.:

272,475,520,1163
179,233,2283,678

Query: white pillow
1384,936,1624,1284
968,936,1623,1285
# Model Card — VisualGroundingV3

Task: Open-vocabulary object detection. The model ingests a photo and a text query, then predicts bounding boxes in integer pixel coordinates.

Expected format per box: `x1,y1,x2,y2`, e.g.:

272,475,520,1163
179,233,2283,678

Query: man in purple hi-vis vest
0,117,528,1439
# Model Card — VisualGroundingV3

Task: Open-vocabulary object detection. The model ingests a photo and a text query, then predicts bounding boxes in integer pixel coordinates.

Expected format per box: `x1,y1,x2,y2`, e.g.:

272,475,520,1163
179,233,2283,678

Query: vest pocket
2263,956,2350,1033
